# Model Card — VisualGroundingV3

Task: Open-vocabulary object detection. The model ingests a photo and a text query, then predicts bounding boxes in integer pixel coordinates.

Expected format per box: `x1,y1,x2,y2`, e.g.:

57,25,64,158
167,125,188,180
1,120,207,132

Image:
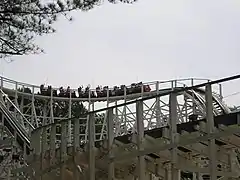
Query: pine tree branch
0,51,23,55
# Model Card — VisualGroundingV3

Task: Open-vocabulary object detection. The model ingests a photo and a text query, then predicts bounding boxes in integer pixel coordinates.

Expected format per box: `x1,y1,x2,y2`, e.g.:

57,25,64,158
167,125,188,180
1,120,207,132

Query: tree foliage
0,0,136,58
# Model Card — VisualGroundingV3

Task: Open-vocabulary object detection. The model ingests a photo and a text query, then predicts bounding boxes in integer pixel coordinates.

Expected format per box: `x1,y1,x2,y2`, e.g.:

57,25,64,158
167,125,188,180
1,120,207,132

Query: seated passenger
46,85,50,96
136,82,143,93
40,84,45,95
144,85,151,92
111,86,118,96
59,87,65,97
96,86,102,97
52,87,57,96
83,86,90,98
91,91,96,98
66,86,70,97
47,86,52,96
71,91,76,98
78,86,83,98
24,87,31,94
128,83,136,94
103,86,108,97
120,85,126,96
114,86,121,96
67,86,70,93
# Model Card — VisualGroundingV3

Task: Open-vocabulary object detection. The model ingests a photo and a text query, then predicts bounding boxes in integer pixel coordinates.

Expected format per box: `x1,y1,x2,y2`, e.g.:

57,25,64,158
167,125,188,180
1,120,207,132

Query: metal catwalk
0,75,240,180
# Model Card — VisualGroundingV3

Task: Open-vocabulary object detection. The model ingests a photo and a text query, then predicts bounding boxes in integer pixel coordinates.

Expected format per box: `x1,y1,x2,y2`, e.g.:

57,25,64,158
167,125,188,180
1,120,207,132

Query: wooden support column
41,126,48,179
68,90,72,144
107,108,115,180
60,121,67,180
73,118,80,180
228,149,235,180
155,81,161,127
169,92,180,180
136,101,145,180
88,113,95,180
205,84,217,180
30,129,42,180
50,124,56,166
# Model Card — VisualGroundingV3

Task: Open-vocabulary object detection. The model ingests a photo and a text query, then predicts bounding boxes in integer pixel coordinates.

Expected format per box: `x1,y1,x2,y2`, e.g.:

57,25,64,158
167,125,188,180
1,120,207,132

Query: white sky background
0,0,240,106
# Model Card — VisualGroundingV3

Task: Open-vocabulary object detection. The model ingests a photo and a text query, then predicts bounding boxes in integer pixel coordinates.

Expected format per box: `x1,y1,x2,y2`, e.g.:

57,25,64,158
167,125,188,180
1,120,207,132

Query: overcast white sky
0,0,240,106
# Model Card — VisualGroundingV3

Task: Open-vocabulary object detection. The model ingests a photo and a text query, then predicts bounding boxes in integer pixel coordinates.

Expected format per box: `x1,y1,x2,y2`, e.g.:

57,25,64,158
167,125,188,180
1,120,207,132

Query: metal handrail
0,89,35,131
34,74,240,131
0,100,30,144
0,75,211,92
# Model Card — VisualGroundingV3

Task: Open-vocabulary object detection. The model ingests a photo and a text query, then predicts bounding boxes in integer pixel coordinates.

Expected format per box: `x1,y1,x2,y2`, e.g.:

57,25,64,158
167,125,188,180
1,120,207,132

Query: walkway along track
17,75,240,180
0,93,33,179
0,89,33,151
